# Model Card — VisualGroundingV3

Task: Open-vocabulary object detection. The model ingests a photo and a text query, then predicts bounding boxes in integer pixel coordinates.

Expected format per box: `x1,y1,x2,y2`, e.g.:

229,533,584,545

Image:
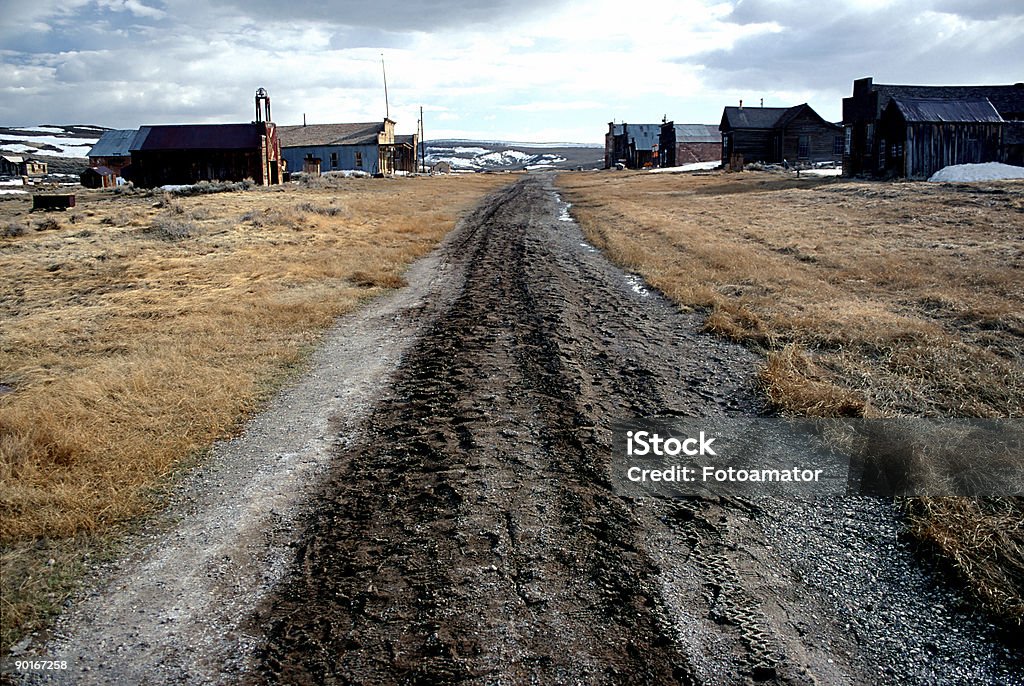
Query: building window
355,152,363,168
330,152,338,168
834,135,844,156
798,135,810,159
844,127,852,156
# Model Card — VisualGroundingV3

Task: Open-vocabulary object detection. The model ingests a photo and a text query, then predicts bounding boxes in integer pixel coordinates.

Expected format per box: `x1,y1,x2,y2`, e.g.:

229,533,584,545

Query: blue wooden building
278,120,397,175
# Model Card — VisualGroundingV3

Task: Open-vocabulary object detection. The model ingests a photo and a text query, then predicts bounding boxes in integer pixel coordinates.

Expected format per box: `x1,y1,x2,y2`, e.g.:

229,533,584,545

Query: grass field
558,169,1024,626
0,173,510,650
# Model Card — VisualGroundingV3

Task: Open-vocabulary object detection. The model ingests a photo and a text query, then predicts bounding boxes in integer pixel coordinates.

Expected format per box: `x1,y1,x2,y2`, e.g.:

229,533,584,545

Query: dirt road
21,176,1023,685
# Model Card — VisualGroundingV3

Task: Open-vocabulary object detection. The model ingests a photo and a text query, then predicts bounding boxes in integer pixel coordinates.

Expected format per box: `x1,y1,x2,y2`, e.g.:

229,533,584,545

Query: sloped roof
873,82,1024,118
89,129,144,157
888,97,1004,123
132,124,267,151
720,106,791,130
83,165,117,176
2,155,25,164
611,123,661,150
395,134,417,146
673,124,720,143
278,123,384,148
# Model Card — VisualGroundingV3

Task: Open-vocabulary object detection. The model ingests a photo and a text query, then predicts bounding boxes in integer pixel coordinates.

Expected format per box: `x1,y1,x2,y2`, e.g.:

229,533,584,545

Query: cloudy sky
1,0,1022,143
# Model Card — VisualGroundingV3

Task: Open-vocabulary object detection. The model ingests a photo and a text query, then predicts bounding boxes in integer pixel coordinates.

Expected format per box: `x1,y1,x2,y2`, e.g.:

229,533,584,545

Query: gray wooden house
842,77,1024,177
878,98,1004,179
719,104,842,168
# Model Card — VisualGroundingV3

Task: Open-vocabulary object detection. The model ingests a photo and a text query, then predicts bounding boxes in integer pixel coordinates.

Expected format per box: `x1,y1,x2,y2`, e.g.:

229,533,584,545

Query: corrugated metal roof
889,97,1004,123
88,129,142,157
874,83,1024,118
612,124,661,150
720,106,791,129
674,124,720,143
133,124,267,151
278,123,384,148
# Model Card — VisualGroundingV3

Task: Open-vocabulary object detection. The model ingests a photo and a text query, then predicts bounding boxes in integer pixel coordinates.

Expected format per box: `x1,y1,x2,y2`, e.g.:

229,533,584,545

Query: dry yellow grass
558,169,1024,625
0,174,510,646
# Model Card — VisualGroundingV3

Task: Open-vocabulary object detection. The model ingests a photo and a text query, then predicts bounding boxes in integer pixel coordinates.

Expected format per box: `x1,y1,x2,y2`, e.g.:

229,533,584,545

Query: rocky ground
9,175,1022,685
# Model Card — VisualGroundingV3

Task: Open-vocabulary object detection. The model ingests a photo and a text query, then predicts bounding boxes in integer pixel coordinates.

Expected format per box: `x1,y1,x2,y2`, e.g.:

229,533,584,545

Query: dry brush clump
0,174,511,649
558,170,1024,627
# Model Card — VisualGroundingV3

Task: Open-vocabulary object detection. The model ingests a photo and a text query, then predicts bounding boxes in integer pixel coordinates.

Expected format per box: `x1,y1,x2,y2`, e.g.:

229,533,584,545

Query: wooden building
393,133,419,173
878,98,1004,179
842,77,1024,177
80,165,118,189
605,123,661,169
719,103,842,168
88,129,143,178
1,155,47,177
126,123,284,188
278,120,397,176
658,123,721,167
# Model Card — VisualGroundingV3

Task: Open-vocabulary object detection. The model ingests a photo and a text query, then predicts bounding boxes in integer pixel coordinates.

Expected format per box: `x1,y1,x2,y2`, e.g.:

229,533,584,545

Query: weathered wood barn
658,123,721,167
719,103,843,168
878,98,1004,179
126,123,284,187
605,123,661,169
278,120,398,175
87,129,144,178
842,77,1024,177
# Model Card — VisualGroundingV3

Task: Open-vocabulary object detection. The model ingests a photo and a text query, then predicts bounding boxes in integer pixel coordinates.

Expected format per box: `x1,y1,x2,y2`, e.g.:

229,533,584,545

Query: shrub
2,222,25,238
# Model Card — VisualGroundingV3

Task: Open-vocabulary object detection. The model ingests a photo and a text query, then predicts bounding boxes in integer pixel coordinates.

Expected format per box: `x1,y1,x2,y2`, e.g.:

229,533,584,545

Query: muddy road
24,176,1023,685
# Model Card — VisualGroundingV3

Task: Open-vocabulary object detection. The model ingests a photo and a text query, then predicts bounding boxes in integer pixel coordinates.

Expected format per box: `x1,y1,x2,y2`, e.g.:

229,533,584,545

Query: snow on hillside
0,125,105,159
425,140,602,172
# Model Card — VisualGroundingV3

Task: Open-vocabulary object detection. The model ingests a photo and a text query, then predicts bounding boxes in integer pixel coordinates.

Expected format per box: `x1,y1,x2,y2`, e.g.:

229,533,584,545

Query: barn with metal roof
878,97,1005,179
842,77,1024,176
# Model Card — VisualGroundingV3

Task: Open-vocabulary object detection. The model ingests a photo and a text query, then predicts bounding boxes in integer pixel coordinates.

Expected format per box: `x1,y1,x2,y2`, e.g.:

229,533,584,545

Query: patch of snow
801,167,843,177
0,189,28,195
648,160,721,173
625,275,649,297
0,179,25,186
928,162,1024,182
19,126,66,133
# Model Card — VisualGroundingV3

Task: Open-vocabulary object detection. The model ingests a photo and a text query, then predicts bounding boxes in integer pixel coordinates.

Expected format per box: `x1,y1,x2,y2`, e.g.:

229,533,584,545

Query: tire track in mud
254,177,770,684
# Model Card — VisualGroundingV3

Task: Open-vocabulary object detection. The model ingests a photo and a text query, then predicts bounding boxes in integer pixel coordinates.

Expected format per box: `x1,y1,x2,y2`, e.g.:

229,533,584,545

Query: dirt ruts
253,177,766,683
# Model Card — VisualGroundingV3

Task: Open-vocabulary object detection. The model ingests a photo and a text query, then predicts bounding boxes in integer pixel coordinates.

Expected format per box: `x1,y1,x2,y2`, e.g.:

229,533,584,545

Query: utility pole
381,54,390,120
420,105,425,173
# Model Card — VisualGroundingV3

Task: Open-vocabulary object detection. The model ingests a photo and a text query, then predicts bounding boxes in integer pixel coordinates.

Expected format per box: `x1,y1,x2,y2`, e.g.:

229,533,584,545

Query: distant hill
425,140,604,172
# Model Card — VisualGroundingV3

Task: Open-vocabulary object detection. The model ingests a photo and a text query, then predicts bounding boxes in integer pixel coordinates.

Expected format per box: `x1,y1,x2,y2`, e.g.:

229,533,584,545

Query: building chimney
760,98,764,108
739,99,743,110
303,113,307,127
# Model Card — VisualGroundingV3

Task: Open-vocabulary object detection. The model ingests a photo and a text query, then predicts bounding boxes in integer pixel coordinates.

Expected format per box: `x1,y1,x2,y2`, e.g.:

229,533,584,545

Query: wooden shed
842,77,1024,177
80,165,118,189
878,98,1004,179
